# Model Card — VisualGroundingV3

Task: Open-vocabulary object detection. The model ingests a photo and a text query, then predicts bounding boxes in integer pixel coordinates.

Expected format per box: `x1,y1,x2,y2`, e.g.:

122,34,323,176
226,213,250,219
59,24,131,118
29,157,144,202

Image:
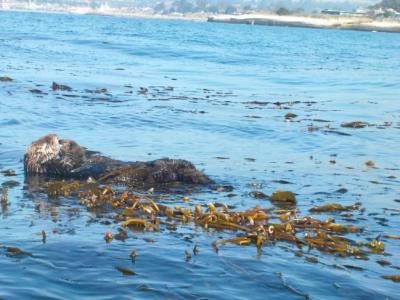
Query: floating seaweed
341,121,369,129
115,266,136,276
382,275,400,283
306,256,318,263
212,240,219,254
249,191,269,199
104,232,113,243
1,187,9,215
383,234,400,240
1,187,8,206
41,230,47,243
114,228,128,241
309,202,361,213
0,169,16,176
2,180,20,188
129,250,137,262
5,247,32,257
365,160,375,167
0,76,13,82
285,112,297,120
122,218,158,231
184,250,192,261
221,236,252,246
52,82,72,91
367,240,385,253
376,259,391,266
44,179,392,269
47,181,81,198
270,190,296,204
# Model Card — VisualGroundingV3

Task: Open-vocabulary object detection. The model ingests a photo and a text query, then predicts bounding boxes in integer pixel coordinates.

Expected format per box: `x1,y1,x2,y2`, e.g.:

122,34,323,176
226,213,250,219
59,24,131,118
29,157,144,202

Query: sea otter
24,134,213,187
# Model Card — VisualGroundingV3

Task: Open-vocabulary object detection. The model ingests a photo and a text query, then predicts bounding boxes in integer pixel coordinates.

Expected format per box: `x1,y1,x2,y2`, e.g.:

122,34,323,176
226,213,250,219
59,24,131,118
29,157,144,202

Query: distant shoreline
0,7,208,22
208,14,400,33
1,7,400,33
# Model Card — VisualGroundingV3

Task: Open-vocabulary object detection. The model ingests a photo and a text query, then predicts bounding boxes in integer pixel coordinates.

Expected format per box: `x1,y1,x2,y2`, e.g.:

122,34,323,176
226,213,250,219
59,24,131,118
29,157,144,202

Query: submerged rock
24,134,212,187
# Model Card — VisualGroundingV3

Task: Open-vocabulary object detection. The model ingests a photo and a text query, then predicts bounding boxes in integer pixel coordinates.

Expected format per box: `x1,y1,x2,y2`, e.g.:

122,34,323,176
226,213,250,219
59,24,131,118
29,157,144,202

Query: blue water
1,10,400,299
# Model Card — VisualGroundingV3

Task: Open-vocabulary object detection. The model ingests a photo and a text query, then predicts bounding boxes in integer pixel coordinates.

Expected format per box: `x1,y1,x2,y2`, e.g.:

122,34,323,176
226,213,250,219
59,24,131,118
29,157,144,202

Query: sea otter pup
24,134,213,187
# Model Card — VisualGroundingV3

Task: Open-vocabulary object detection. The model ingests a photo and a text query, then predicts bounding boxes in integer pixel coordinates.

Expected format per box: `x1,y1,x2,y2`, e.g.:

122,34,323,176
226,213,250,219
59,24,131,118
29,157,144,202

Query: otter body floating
24,134,213,186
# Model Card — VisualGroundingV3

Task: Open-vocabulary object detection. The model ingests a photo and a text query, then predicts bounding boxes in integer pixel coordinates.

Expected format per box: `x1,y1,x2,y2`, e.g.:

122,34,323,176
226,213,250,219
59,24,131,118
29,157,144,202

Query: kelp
5,247,32,257
309,202,361,213
104,232,113,243
45,180,391,265
47,181,81,198
249,191,269,199
184,250,192,261
303,231,363,257
376,259,391,266
129,250,137,262
1,187,9,206
41,230,47,243
365,160,375,167
383,234,400,240
367,240,385,253
284,112,297,120
121,218,158,231
221,237,252,246
270,190,296,204
2,180,20,188
341,121,369,129
382,275,400,283
0,76,13,82
115,266,136,276
0,169,16,176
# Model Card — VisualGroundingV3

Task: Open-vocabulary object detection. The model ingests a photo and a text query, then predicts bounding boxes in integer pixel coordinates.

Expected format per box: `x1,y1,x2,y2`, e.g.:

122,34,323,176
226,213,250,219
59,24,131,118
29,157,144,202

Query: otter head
24,134,85,176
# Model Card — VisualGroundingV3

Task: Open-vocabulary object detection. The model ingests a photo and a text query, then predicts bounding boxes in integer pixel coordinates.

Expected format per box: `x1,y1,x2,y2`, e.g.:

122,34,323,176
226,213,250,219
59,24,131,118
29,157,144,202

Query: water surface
0,11,400,299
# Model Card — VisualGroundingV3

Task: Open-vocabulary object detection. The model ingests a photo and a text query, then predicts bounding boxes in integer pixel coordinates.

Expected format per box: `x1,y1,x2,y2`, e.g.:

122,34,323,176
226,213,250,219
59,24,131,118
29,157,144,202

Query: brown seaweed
44,180,389,265
341,121,369,129
382,275,400,283
0,76,13,82
270,190,296,204
6,247,32,257
309,202,361,213
115,266,136,276
0,169,16,176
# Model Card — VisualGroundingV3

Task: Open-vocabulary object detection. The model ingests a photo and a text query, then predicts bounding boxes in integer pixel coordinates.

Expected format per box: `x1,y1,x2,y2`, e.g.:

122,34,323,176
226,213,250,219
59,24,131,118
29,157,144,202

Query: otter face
24,134,85,176
24,134,61,174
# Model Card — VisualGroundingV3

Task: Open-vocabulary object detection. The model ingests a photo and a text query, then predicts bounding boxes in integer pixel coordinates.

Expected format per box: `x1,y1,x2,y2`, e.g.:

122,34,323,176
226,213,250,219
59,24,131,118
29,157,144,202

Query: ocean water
0,10,400,299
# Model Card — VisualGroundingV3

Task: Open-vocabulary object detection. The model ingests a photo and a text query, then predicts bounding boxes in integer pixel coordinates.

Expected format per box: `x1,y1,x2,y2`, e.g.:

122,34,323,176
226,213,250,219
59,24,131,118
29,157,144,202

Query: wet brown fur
24,134,212,186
